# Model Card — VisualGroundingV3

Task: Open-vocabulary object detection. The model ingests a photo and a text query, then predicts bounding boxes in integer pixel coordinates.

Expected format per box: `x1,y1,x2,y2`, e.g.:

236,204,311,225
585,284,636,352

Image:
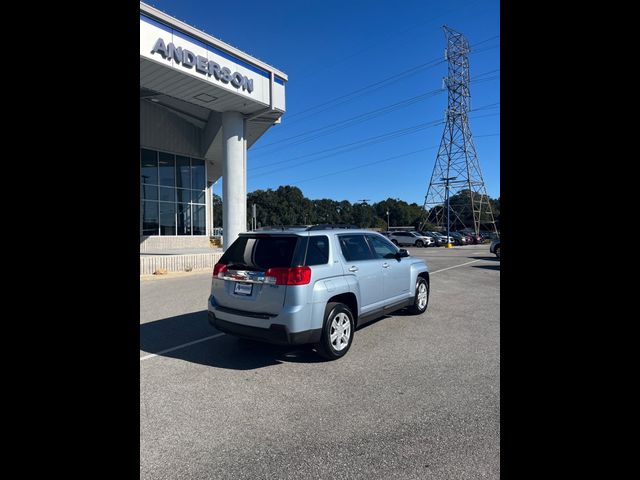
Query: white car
410,232,434,247
388,231,431,247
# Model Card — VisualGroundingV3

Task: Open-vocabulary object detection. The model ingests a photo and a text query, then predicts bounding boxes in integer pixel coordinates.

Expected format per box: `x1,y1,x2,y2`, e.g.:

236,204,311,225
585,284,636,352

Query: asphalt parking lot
140,244,500,479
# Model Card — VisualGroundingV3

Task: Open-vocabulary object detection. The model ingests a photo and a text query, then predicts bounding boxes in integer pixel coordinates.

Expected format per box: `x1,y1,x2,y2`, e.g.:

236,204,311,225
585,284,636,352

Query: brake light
264,266,311,285
213,262,228,278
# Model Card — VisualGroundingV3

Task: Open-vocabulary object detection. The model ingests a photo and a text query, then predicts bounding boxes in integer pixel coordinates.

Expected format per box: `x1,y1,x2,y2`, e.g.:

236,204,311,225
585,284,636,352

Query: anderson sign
151,38,254,94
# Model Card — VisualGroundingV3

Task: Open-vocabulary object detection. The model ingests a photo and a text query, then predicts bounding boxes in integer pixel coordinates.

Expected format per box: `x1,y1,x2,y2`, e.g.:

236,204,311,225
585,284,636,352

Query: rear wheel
409,277,429,314
315,302,354,360
495,246,500,259
391,239,399,246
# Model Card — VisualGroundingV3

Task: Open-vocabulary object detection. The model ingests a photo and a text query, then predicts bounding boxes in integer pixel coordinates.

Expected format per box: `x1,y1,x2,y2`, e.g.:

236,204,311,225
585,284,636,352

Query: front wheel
416,240,424,247
495,246,500,259
409,277,429,314
315,302,354,360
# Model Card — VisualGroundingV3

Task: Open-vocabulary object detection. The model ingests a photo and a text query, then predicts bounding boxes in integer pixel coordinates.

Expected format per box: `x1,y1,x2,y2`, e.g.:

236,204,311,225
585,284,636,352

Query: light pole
441,176,457,248
386,210,390,231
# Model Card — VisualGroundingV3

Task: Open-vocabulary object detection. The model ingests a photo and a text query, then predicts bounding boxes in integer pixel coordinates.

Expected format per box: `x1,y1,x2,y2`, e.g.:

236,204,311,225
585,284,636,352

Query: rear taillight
264,266,311,285
213,262,228,278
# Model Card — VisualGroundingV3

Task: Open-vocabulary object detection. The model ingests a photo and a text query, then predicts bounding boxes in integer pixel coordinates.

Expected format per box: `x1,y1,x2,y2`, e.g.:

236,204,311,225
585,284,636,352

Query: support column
222,111,246,250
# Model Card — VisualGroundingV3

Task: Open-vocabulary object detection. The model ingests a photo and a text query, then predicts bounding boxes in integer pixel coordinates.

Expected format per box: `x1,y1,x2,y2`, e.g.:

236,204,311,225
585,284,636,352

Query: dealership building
140,2,287,251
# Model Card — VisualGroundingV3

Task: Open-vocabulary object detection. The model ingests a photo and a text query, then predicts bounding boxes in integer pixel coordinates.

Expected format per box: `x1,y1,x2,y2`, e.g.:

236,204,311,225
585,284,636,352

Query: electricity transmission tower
420,26,498,236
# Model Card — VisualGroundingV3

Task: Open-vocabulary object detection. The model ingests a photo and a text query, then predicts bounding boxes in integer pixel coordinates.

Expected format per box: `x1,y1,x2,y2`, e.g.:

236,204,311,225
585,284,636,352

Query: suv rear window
220,235,300,270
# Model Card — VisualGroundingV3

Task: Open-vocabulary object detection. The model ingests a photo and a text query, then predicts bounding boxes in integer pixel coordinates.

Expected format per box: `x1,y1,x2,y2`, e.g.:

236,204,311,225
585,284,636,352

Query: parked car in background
449,232,469,246
388,231,430,247
410,231,434,247
461,231,484,244
489,238,500,259
208,227,430,360
428,232,454,246
480,231,499,240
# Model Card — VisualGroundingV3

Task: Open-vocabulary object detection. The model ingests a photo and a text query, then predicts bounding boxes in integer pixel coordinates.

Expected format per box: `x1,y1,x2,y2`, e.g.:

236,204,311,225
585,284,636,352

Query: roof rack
306,224,359,231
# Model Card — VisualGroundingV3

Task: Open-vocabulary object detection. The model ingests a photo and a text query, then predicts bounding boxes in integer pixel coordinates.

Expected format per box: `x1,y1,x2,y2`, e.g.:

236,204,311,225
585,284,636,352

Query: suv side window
338,234,375,262
366,235,398,259
305,235,329,265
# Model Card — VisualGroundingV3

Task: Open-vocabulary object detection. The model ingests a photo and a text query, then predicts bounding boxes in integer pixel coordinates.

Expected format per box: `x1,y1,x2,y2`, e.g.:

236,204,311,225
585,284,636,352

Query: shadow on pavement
472,264,500,271
468,256,499,261
140,310,326,370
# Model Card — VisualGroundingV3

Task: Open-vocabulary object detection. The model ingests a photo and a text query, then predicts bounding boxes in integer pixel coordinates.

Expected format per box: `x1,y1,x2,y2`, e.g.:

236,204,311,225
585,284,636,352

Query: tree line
211,186,500,231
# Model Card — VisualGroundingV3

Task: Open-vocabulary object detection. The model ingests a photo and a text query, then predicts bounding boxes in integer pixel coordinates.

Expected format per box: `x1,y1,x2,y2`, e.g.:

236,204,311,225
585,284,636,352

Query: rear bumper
208,311,321,345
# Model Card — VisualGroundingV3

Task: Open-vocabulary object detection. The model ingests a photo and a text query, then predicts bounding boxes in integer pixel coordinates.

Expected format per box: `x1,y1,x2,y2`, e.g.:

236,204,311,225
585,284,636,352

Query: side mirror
396,248,409,259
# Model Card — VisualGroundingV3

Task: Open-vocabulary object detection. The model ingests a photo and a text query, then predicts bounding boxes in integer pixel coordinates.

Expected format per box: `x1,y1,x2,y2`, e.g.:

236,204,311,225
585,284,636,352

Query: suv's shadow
140,310,400,370
141,310,326,370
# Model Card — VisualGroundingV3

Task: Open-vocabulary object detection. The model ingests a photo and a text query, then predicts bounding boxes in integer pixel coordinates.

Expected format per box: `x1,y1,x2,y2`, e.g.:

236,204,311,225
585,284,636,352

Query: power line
251,74,500,162
250,110,499,178
292,147,439,185
251,119,445,177
253,73,497,155
282,36,499,122
266,130,500,187
285,58,445,122
251,87,445,153
470,35,500,47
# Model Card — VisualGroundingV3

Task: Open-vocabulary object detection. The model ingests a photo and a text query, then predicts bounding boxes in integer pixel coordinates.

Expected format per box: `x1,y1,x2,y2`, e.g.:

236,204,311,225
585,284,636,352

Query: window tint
191,189,205,204
141,184,158,201
367,235,398,259
191,159,206,190
306,235,329,265
177,203,191,235
140,148,208,237
338,235,374,261
141,149,158,185
142,201,158,236
192,205,206,235
221,236,300,270
159,152,175,187
159,202,176,235
176,155,190,188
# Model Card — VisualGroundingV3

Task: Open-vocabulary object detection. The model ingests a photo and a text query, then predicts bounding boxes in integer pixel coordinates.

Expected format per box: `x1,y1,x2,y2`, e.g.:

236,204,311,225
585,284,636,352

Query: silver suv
208,227,430,360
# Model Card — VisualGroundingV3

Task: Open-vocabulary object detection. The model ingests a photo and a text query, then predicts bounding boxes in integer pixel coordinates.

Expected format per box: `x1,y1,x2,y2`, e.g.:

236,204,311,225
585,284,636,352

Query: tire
409,277,429,314
495,246,500,259
416,240,424,247
391,239,399,245
315,302,354,360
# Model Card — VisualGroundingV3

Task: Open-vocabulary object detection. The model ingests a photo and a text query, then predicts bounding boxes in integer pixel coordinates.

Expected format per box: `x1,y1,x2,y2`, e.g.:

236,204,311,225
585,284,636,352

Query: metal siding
140,100,202,157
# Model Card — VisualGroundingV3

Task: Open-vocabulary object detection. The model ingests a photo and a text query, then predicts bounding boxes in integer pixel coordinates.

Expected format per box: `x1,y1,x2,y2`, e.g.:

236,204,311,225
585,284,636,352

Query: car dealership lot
140,244,499,479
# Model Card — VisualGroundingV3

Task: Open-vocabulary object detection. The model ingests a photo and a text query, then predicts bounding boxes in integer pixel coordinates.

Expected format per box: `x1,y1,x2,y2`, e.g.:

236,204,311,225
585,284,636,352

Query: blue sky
145,0,500,205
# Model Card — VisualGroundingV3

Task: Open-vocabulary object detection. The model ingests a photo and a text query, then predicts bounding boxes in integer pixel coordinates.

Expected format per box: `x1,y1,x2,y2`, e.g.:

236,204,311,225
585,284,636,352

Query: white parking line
140,333,226,361
140,258,484,361
431,259,481,274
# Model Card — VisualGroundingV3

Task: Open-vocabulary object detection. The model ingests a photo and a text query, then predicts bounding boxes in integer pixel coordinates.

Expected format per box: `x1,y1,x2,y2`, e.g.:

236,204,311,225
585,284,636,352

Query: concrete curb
140,252,223,276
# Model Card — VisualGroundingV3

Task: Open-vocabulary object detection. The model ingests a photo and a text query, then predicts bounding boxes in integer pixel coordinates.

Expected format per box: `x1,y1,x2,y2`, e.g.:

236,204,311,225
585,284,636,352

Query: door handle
382,263,390,268
348,266,359,272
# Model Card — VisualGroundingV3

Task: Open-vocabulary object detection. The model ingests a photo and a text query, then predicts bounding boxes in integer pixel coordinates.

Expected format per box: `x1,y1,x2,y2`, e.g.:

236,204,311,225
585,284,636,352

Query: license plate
234,282,253,296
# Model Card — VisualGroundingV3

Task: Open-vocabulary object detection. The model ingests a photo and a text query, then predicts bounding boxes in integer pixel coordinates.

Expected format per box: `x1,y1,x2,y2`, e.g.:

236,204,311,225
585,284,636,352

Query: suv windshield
220,235,300,270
